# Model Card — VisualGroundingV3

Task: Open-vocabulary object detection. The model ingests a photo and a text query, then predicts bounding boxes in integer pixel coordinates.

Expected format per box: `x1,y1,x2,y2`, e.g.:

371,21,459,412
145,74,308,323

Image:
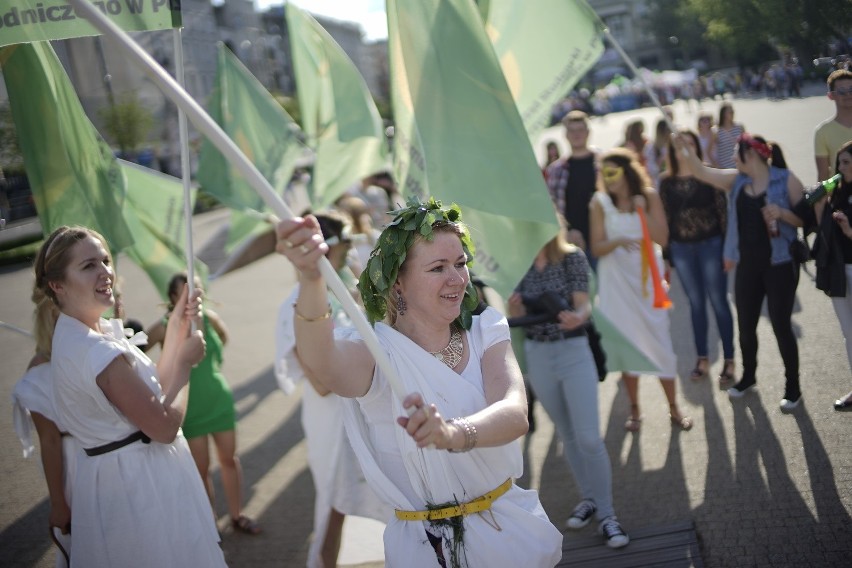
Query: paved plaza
1,87,850,567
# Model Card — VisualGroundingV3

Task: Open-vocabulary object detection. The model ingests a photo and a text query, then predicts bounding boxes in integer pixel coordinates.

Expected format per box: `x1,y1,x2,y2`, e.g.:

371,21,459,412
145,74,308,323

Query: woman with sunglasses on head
674,132,806,410
659,130,735,385
811,140,852,411
590,148,692,432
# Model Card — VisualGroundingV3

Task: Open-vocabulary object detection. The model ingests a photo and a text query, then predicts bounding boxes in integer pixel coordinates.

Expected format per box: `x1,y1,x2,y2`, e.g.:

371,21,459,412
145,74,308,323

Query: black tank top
737,190,771,263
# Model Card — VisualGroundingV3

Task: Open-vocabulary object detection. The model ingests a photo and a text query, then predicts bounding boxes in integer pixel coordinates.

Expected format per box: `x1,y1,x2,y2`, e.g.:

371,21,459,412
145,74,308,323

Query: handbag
788,237,811,264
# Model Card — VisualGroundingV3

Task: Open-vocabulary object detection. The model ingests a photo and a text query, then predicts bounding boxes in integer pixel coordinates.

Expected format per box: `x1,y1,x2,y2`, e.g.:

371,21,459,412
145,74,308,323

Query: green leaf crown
356,196,479,329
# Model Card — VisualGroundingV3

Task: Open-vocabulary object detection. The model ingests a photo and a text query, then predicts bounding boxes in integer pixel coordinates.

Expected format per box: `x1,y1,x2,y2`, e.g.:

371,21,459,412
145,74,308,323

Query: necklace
430,325,463,368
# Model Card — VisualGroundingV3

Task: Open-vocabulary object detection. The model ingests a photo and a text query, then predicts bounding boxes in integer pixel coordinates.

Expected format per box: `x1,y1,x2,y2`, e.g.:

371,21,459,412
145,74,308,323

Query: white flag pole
67,0,408,403
0,320,33,338
600,27,678,136
172,28,196,299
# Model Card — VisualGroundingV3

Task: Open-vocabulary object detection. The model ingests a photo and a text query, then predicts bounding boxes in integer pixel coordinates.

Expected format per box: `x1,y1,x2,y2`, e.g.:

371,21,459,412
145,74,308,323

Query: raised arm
673,134,739,191
97,287,205,443
276,216,376,399
206,309,229,346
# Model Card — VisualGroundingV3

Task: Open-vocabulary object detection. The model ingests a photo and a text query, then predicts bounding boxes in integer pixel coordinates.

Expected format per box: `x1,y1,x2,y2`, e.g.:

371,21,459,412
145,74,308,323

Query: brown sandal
232,515,261,535
718,359,736,383
690,357,709,381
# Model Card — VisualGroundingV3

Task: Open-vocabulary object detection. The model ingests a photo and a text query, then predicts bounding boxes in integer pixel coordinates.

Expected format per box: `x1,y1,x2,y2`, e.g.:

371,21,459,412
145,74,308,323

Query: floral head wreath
356,196,480,329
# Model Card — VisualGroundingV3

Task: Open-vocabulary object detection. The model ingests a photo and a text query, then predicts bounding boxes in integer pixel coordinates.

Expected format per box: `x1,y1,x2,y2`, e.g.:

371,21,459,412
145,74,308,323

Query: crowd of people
549,59,814,122
10,67,852,567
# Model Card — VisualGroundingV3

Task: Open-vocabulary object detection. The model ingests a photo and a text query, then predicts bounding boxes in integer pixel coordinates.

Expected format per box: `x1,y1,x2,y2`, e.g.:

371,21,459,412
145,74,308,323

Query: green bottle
805,173,842,206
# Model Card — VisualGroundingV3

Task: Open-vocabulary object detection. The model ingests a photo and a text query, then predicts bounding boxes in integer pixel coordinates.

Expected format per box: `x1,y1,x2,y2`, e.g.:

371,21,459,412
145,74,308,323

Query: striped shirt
715,124,744,169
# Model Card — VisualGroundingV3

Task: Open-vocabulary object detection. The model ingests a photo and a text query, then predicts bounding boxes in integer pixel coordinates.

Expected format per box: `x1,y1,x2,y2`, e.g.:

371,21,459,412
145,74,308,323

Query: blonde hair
31,226,111,357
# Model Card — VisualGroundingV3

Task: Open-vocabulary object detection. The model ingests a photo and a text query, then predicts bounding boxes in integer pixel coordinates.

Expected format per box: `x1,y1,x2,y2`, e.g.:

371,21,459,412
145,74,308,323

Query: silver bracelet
446,417,477,453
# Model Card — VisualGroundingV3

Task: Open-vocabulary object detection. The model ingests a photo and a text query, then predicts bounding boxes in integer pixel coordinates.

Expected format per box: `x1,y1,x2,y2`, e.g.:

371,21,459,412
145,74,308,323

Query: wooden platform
558,520,703,568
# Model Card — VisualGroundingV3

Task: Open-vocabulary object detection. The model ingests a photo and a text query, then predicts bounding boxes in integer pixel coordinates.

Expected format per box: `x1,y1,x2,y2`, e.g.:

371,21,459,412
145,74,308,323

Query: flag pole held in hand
66,0,409,404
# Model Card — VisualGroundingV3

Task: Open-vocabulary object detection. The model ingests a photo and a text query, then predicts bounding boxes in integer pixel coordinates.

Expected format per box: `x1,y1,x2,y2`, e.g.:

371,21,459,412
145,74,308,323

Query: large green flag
482,0,603,140
197,43,305,214
386,0,559,299
0,0,181,47
120,160,207,299
1,41,134,253
196,44,306,257
287,3,387,210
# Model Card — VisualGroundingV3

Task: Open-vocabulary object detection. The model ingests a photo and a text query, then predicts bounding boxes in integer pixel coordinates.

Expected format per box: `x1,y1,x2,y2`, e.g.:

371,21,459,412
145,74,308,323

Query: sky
253,1,388,41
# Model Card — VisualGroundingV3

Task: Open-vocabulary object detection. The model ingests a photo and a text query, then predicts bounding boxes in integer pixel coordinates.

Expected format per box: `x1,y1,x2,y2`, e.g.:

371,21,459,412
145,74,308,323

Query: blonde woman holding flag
33,226,226,568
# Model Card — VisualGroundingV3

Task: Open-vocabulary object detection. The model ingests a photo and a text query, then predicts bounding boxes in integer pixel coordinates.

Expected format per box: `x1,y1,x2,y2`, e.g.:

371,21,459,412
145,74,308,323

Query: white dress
594,192,677,377
12,363,77,568
275,286,389,568
50,314,227,568
339,308,563,567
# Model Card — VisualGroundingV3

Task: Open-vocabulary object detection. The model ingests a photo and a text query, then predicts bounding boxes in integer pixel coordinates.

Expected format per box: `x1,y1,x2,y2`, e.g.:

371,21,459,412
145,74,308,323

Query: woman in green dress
145,274,260,535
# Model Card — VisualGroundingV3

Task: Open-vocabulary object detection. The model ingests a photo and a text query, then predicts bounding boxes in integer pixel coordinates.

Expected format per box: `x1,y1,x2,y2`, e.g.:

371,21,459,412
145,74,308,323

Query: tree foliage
0,104,24,176
647,0,852,67
98,93,154,157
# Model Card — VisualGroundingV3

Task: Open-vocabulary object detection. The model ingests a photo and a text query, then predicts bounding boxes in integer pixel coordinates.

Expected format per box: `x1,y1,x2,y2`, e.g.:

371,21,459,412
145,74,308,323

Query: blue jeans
670,236,735,359
525,336,614,520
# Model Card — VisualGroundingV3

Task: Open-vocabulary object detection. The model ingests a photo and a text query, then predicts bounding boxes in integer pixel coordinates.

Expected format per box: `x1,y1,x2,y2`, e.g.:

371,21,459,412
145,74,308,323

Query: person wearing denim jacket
674,132,806,411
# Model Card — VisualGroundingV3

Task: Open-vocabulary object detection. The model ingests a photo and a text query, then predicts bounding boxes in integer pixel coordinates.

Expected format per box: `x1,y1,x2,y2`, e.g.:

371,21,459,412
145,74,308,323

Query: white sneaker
598,516,630,549
780,395,802,411
565,500,596,529
727,381,756,399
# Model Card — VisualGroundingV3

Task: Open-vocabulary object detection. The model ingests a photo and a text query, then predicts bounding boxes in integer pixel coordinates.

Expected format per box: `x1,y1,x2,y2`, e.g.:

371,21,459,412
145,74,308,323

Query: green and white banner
0,0,181,48
483,0,603,140
287,2,387,210
387,0,559,299
2,41,205,298
197,44,307,255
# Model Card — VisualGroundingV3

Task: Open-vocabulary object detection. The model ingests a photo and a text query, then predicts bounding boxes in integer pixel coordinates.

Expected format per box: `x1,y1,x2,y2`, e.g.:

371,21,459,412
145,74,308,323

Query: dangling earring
396,291,407,316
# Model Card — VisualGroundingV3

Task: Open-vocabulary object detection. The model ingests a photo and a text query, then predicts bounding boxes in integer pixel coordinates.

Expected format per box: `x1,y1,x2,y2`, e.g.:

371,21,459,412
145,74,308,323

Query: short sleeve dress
51,314,226,568
181,313,236,439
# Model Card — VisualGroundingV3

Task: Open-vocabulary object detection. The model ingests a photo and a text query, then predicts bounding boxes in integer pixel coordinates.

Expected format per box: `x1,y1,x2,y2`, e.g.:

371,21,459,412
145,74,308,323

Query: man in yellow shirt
815,68,852,181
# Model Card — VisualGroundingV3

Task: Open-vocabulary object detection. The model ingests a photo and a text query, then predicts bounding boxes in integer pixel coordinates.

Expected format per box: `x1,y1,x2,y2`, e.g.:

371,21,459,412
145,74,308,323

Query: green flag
120,160,207,299
483,0,603,140
386,0,559,299
287,3,387,209
2,42,202,296
1,41,134,253
0,0,181,48
197,44,305,215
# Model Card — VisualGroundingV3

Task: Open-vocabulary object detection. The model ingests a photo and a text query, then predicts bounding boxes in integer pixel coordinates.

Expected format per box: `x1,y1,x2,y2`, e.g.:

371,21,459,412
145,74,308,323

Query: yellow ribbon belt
395,478,513,521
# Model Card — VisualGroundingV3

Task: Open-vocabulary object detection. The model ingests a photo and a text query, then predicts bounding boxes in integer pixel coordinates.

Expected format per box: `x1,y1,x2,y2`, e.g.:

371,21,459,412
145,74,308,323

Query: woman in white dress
32,225,227,568
275,211,388,567
275,198,563,568
590,148,693,433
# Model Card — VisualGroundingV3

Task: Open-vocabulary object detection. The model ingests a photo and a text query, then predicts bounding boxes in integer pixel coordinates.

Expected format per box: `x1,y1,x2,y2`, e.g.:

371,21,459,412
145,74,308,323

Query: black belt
526,329,585,342
85,431,151,456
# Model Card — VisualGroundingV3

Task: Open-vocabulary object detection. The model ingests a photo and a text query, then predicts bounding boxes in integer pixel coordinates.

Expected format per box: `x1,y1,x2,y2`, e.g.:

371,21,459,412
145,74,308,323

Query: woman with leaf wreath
275,197,563,568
